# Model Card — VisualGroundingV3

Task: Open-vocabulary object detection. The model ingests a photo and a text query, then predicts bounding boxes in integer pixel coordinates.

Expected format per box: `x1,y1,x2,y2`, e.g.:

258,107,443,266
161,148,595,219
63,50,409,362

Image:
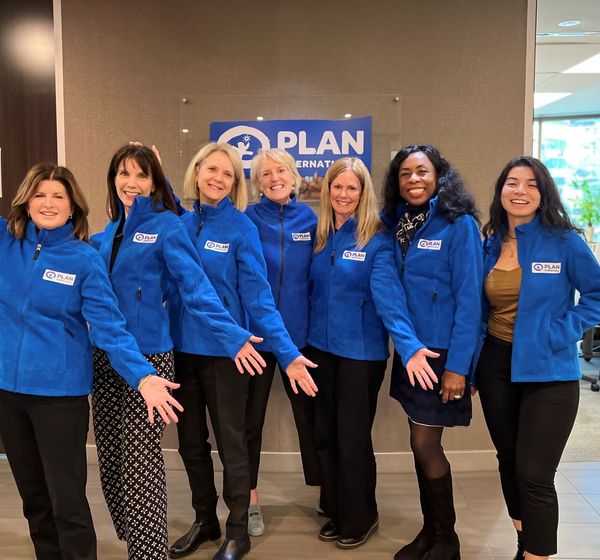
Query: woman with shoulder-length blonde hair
308,157,438,550
0,163,177,560
168,143,318,560
243,148,319,536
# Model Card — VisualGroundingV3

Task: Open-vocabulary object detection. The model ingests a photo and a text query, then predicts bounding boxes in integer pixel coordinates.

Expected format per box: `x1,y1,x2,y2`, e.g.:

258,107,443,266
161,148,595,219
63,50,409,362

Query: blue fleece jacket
476,215,600,383
93,197,251,358
307,218,425,363
386,197,483,376
0,219,156,397
168,197,301,370
245,195,317,351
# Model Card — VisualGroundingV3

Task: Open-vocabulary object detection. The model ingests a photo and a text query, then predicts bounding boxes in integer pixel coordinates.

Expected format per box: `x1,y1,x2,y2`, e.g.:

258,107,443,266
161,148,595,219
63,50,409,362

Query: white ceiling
535,0,600,117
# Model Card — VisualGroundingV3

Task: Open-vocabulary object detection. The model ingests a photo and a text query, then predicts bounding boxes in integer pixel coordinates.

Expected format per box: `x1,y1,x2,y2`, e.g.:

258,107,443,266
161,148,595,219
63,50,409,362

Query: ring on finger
241,358,248,363
453,395,462,400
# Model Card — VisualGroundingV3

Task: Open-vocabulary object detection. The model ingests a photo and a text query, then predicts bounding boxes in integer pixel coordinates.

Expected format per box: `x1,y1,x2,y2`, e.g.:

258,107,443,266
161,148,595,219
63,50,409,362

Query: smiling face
398,152,438,206
27,180,73,231
258,156,294,205
196,150,235,207
115,158,154,216
330,169,362,225
501,166,541,226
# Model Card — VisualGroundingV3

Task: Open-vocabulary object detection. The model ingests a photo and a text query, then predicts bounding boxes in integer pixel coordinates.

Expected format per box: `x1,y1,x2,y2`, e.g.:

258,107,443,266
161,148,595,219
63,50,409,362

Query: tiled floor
1,460,599,559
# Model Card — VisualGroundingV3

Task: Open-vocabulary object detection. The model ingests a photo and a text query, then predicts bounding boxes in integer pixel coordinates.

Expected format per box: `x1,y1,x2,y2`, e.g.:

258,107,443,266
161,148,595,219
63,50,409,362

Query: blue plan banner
209,117,372,177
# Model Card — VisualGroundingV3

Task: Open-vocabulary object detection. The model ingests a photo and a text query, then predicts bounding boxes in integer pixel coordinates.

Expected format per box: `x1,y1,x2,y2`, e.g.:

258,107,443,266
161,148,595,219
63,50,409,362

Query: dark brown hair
8,163,90,242
106,144,177,220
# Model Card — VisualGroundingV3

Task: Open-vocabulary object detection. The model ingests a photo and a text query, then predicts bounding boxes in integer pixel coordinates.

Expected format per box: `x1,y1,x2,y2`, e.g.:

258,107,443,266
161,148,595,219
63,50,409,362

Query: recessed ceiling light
563,52,600,73
181,128,189,133
344,113,352,118
534,92,572,109
257,116,264,121
558,20,581,27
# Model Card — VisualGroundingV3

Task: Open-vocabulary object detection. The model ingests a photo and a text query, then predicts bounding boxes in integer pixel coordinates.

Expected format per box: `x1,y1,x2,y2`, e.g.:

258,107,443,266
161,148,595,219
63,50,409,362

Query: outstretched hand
129,141,162,166
234,336,267,376
139,375,184,424
405,348,440,390
285,355,318,397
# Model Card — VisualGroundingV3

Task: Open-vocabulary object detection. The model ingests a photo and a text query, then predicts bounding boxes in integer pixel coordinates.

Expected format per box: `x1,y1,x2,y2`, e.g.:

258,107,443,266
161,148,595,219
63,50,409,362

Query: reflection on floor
1,460,600,559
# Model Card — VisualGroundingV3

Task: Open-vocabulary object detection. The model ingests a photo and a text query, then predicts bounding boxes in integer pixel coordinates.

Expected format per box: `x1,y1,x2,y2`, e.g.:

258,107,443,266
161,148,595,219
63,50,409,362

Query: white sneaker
248,504,265,536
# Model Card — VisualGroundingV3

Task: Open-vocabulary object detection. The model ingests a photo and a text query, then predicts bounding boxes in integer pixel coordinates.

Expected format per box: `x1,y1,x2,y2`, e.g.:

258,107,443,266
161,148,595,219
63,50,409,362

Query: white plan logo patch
532,262,561,274
417,239,442,251
204,240,230,253
292,232,312,241
133,232,158,244
42,269,76,286
342,250,366,262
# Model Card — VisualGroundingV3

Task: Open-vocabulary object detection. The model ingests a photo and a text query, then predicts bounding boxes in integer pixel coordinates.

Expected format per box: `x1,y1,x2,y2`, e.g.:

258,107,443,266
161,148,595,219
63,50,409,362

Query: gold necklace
504,235,517,258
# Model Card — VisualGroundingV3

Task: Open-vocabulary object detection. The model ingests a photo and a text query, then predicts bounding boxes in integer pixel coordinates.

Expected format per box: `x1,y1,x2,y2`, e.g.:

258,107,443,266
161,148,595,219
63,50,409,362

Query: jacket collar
257,193,299,218
395,195,438,221
26,220,75,246
193,196,235,220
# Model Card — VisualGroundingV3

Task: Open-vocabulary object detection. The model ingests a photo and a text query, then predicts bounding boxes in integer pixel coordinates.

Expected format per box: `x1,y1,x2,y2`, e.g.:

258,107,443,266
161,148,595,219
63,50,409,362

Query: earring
259,192,264,197
69,214,73,219
27,211,30,217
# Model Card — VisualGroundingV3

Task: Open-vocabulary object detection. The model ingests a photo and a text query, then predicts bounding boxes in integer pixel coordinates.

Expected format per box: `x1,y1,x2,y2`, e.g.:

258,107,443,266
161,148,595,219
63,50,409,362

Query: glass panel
539,117,600,241
179,94,402,209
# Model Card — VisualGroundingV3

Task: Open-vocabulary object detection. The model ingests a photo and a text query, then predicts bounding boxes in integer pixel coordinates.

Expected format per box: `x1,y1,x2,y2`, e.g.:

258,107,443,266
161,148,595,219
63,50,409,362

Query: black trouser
245,348,320,489
174,352,251,540
0,388,96,560
476,335,580,557
309,346,386,538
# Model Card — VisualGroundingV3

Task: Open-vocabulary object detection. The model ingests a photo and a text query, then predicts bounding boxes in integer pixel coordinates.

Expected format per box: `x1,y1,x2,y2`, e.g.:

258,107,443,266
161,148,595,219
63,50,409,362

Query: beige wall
62,0,531,458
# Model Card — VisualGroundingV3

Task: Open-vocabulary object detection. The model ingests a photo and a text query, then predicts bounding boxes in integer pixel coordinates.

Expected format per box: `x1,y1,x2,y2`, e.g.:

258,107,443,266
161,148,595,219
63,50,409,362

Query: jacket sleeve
445,217,484,376
166,179,187,217
81,253,156,388
370,236,425,365
162,221,252,359
549,233,600,351
236,226,301,370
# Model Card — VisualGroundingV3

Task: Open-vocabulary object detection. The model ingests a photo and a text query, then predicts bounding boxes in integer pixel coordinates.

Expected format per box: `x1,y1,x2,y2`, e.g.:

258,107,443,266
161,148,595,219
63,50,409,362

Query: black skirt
390,349,472,428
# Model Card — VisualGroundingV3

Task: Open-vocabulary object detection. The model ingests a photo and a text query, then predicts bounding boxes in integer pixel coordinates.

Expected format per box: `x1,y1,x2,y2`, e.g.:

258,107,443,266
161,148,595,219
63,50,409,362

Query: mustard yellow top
485,267,522,343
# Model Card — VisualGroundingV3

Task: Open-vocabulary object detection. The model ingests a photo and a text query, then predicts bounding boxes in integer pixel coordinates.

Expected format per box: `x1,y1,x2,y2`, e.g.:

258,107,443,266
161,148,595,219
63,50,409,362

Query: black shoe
394,525,434,559
336,517,379,549
212,537,251,560
318,520,339,541
169,518,221,559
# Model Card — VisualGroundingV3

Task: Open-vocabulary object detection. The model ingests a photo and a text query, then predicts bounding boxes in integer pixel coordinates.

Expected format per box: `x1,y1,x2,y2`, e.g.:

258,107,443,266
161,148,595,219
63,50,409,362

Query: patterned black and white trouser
92,348,174,560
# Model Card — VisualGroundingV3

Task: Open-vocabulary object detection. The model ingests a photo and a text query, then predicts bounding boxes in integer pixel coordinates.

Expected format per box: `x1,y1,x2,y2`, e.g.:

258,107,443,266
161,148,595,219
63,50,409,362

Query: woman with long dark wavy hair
381,145,483,560
474,156,600,560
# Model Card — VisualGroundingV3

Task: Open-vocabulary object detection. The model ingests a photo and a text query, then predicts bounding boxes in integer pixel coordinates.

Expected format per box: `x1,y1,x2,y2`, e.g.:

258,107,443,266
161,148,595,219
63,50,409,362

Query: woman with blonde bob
244,148,319,536
0,164,177,560
308,157,438,550
168,143,318,560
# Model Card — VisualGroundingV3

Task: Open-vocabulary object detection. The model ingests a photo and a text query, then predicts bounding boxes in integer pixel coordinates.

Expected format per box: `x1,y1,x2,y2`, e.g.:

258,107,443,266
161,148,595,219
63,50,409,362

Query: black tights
409,419,449,479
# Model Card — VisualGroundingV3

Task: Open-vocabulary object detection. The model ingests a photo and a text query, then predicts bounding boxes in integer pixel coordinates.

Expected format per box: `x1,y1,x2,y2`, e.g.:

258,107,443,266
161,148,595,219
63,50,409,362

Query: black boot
421,468,460,560
395,463,434,560
512,530,525,560
169,516,221,559
212,536,251,560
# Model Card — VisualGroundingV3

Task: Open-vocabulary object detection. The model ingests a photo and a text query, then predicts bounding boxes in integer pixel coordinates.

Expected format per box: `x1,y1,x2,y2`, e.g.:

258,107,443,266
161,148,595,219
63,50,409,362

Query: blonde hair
250,149,301,198
8,163,90,242
183,143,248,211
315,157,381,253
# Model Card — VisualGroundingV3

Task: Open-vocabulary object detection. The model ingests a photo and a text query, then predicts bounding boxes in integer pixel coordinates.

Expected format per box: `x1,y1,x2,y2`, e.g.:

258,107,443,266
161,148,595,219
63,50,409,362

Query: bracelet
138,374,153,391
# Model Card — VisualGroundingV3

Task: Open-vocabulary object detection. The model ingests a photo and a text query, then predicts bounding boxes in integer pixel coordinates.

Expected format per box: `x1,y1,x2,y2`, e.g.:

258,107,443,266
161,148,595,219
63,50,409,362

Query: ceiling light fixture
257,116,264,120
558,20,581,27
344,113,352,118
181,128,189,133
534,92,572,109
563,52,600,73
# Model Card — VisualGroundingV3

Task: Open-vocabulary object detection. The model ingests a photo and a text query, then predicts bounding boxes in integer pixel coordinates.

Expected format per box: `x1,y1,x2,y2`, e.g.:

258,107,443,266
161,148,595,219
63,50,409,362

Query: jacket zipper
137,287,142,300
14,243,43,390
223,296,230,307
196,220,204,236
276,205,284,309
64,326,75,338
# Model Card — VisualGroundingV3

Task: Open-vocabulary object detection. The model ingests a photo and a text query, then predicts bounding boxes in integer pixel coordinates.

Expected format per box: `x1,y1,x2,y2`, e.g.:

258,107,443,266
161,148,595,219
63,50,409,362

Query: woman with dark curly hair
381,145,482,560
474,157,600,560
